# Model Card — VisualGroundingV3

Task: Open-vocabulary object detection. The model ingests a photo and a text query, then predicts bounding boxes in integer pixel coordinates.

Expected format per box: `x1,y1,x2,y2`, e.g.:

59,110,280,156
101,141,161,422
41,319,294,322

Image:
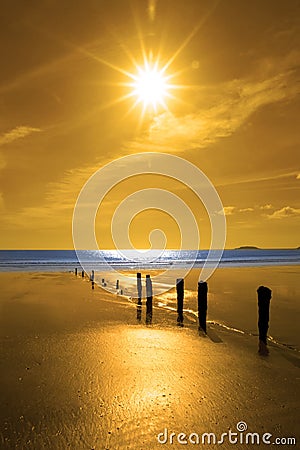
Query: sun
72,13,203,121
88,47,184,119
131,62,170,110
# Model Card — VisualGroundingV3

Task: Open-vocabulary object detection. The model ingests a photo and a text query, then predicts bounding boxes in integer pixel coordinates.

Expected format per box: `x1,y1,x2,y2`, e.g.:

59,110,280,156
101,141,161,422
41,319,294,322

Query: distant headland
235,246,260,250
234,246,299,250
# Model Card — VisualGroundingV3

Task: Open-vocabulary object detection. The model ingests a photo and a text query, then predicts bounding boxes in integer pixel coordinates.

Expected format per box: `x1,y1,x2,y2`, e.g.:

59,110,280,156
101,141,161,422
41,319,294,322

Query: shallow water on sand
104,266,300,351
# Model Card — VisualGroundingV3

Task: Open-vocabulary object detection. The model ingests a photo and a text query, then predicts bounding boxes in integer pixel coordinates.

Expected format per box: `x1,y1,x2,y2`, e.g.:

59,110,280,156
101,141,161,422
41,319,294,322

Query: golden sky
0,0,299,249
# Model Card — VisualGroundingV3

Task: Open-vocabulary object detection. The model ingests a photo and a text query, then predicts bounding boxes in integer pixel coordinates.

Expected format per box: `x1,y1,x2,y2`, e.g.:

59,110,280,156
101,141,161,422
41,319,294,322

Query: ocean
0,249,299,272
0,250,299,350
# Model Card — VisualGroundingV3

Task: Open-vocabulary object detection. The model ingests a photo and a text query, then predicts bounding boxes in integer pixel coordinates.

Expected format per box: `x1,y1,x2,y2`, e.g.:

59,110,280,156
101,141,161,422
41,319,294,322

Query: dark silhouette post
116,279,119,290
137,272,142,305
176,278,184,325
90,270,95,289
81,270,85,278
146,274,153,324
75,267,77,276
257,286,272,355
198,281,208,333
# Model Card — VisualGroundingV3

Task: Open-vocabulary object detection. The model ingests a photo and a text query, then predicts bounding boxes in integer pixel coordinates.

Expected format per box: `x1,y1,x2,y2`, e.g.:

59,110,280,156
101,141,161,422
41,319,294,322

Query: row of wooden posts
74,268,209,332
133,274,208,331
74,268,272,351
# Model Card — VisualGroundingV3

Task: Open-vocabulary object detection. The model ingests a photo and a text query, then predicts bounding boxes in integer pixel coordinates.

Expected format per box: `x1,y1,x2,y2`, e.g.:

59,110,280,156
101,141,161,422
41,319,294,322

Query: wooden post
91,270,95,290
75,267,77,276
81,270,84,278
116,279,119,289
101,278,105,284
198,281,208,333
176,278,184,325
146,274,153,324
257,286,272,355
137,272,142,305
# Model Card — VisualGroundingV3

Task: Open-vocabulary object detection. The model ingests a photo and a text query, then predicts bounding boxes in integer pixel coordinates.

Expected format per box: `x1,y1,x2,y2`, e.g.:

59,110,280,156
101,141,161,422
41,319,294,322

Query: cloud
0,126,41,146
220,206,256,215
223,206,236,216
267,206,300,219
129,52,300,152
239,208,254,212
296,174,300,180
1,161,98,229
260,204,273,210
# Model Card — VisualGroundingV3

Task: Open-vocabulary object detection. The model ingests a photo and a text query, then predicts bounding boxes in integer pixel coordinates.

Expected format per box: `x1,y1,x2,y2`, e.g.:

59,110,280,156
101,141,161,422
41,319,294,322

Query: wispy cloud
222,206,255,215
239,207,254,212
1,162,98,229
260,204,273,210
129,52,300,152
217,172,299,189
267,206,300,219
223,206,236,216
0,126,41,146
220,204,300,220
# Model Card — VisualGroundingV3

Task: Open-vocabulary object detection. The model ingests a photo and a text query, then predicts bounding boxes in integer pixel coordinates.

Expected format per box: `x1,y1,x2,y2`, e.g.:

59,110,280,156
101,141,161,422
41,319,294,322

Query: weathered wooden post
257,286,272,355
81,270,85,278
146,274,153,324
116,279,119,290
75,267,77,276
90,270,95,290
198,281,208,333
176,278,184,325
137,272,142,305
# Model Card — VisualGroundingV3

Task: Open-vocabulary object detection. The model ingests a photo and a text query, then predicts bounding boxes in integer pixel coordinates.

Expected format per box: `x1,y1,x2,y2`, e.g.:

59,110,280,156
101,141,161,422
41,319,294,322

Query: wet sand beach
156,266,300,350
0,271,299,449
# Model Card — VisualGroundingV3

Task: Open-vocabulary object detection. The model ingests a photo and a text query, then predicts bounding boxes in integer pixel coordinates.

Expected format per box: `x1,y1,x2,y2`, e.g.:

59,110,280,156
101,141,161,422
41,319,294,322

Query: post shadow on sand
136,304,142,322
257,285,272,356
